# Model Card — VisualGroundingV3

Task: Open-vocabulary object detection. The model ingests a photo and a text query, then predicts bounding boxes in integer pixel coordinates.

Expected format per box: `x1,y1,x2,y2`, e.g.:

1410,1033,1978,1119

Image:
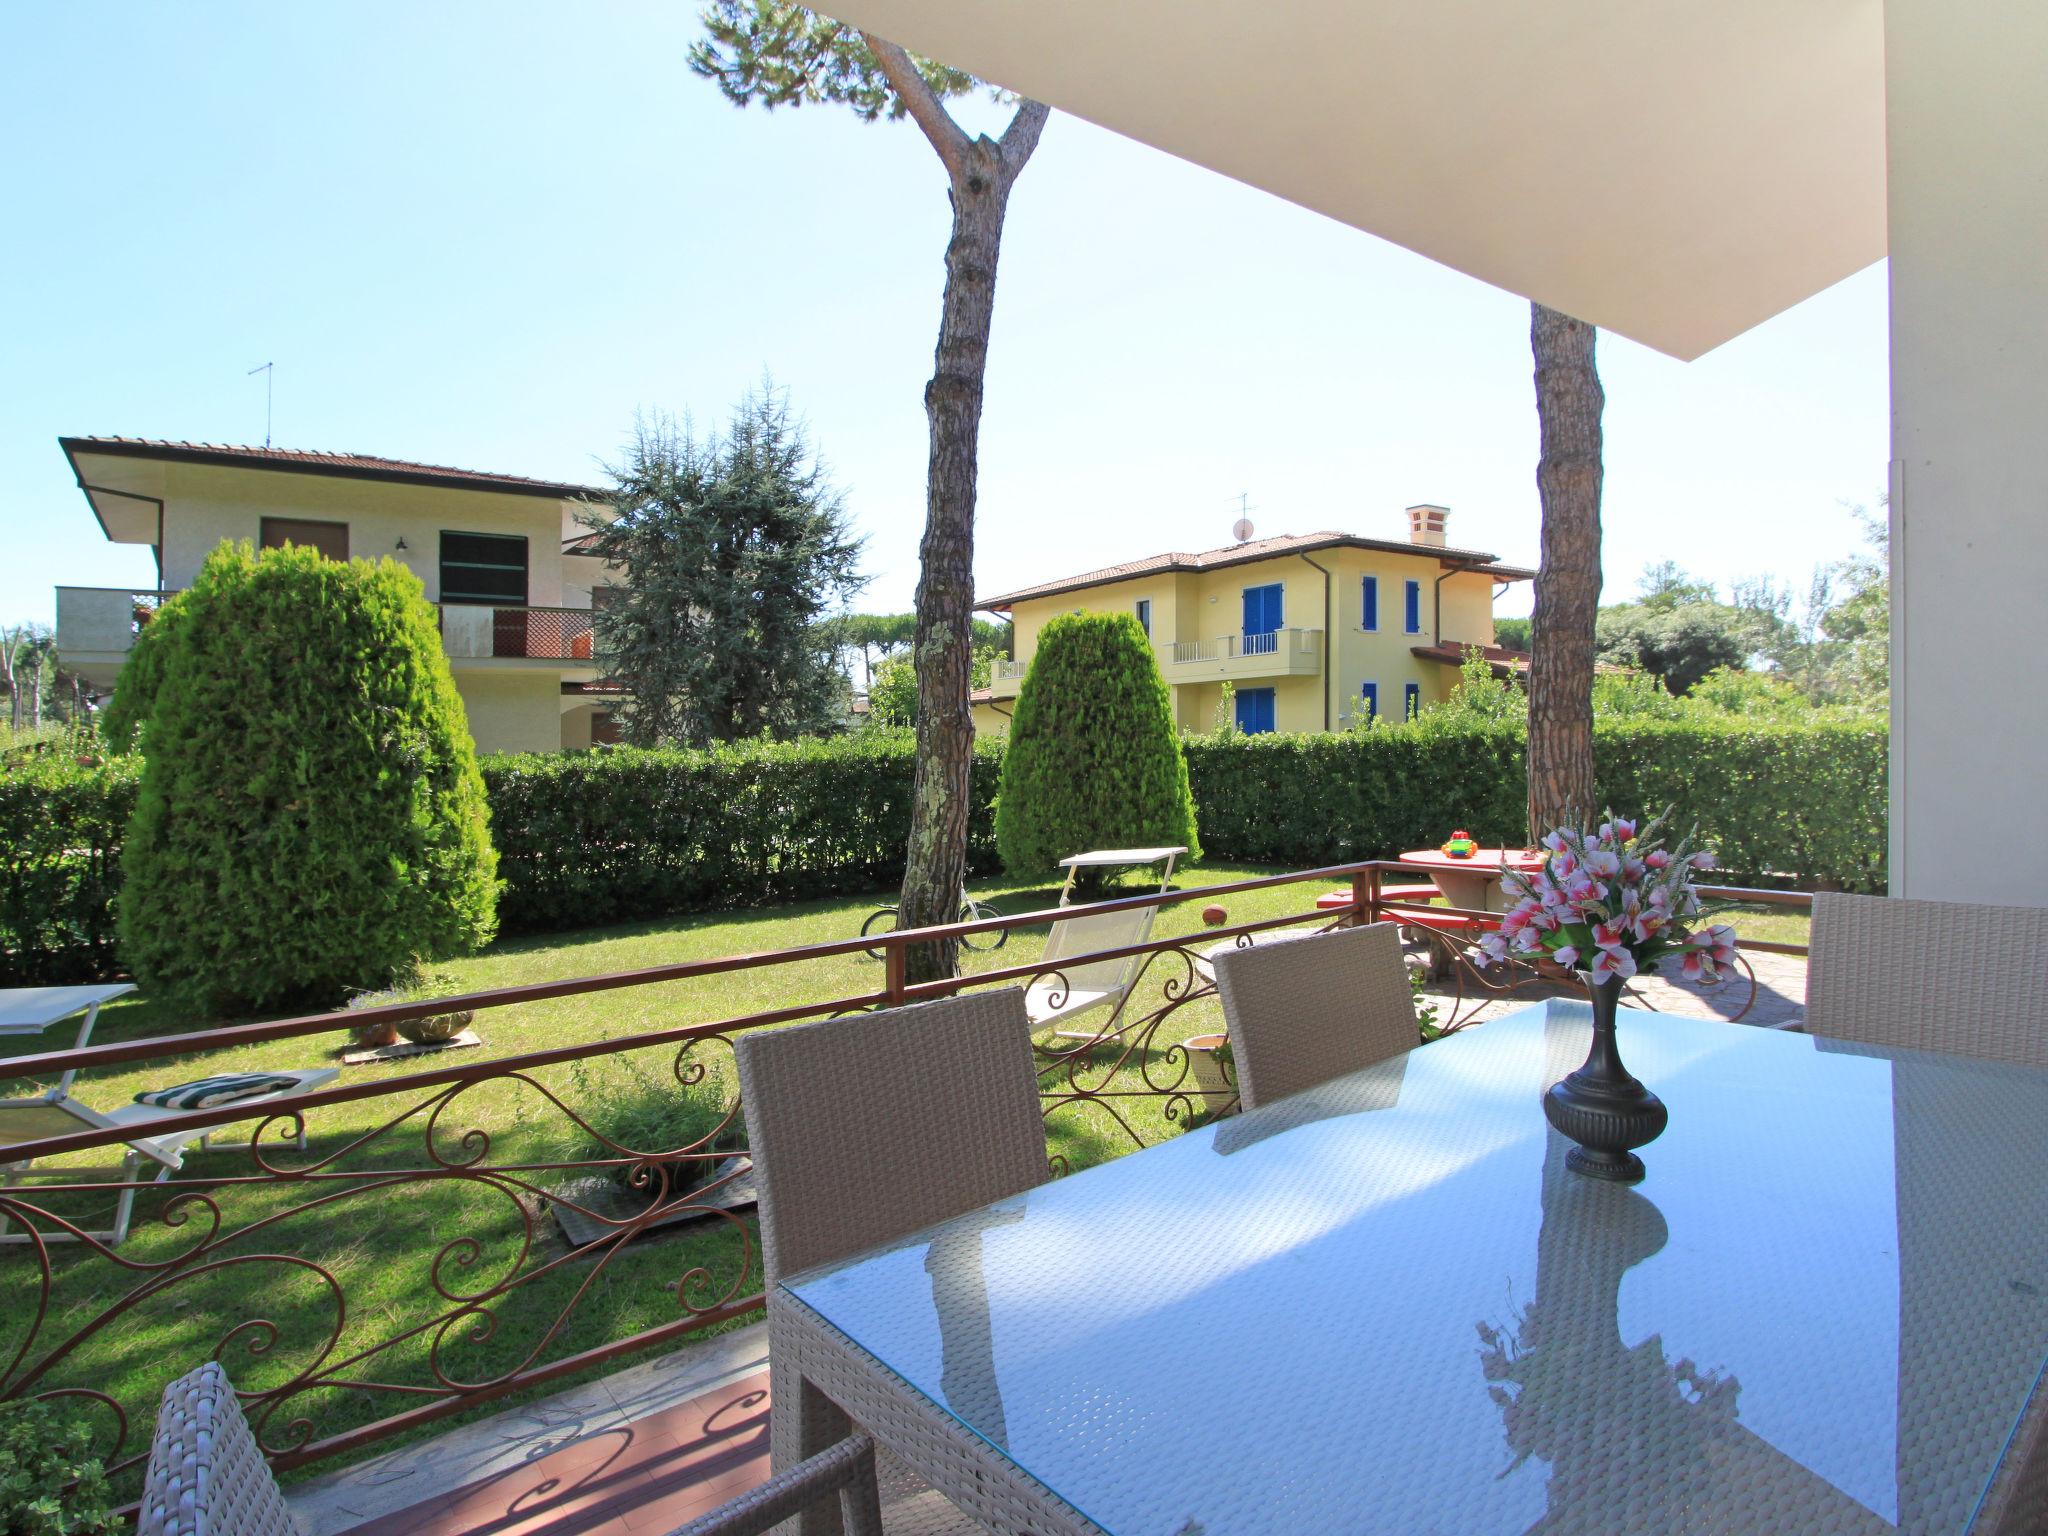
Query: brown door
259,517,350,562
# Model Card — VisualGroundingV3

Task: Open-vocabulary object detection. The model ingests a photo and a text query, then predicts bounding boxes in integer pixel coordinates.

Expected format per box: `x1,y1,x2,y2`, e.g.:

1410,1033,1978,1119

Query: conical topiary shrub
116,541,499,1014
995,611,1199,874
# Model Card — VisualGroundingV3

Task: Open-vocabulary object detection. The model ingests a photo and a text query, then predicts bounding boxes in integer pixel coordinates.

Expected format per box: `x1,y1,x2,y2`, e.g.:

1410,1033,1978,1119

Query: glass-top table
779,1001,2048,1535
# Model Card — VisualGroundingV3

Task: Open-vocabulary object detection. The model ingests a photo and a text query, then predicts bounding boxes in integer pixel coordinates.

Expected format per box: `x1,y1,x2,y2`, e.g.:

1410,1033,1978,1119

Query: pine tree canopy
581,383,867,745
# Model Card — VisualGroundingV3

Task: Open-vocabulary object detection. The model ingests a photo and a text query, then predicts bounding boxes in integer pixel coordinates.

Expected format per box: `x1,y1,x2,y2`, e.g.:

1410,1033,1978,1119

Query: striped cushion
134,1073,300,1111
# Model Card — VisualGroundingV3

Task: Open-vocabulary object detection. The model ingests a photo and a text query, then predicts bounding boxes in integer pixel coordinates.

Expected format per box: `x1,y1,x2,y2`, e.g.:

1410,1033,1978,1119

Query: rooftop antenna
1230,492,1255,544
247,361,273,447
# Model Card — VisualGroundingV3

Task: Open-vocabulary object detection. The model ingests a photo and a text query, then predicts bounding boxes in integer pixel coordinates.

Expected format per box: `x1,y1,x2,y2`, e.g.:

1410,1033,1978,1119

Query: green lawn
5,864,1810,1491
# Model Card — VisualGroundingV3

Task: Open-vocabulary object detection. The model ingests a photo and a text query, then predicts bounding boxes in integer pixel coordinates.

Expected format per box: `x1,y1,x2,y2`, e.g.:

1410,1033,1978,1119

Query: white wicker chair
1211,922,1420,1110
1807,892,2048,1067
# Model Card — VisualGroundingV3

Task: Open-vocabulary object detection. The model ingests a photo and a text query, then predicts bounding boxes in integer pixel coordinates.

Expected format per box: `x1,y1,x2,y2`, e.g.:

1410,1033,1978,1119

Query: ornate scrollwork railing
0,862,1805,1500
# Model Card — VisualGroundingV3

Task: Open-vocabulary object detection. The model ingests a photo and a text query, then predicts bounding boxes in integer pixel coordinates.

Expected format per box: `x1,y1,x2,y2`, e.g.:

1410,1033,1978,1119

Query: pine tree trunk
1526,302,1605,842
898,156,1015,984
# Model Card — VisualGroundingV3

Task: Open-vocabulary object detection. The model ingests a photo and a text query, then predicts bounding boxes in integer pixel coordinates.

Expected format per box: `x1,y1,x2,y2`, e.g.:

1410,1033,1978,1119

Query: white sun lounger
0,1067,339,1247
1027,847,1186,1041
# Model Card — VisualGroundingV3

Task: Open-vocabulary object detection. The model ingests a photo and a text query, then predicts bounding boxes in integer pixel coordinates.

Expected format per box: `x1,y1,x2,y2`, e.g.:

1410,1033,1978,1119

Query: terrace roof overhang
819,0,1887,361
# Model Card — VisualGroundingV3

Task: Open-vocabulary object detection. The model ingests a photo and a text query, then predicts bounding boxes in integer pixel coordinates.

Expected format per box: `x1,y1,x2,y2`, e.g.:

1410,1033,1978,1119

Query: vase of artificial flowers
1478,811,1736,1183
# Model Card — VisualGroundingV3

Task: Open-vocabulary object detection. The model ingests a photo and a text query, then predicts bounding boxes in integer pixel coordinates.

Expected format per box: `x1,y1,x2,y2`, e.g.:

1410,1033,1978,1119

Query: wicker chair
137,1362,297,1536
1211,921,1419,1110
1807,892,2048,1068
737,988,1048,1536
137,1360,892,1536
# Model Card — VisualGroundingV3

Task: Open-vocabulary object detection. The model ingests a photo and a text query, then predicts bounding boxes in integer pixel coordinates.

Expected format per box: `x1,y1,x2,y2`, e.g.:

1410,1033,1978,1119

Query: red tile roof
977,530,1534,609
1411,641,1534,671
61,436,608,501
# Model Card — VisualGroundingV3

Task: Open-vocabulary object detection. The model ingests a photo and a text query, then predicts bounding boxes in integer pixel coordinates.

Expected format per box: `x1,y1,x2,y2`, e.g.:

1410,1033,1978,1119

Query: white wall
1886,0,2048,903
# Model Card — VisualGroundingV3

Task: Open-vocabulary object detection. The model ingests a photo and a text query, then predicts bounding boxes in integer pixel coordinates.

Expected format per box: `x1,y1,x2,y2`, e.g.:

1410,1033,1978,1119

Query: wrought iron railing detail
0,863,1805,1499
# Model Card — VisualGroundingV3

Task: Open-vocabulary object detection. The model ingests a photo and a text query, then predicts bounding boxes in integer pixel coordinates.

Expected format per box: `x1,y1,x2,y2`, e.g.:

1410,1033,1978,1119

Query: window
1359,681,1378,721
1241,582,1283,654
1404,682,1421,719
1404,579,1422,634
439,531,529,605
1235,686,1277,735
259,517,348,562
1135,598,1152,637
1361,575,1378,631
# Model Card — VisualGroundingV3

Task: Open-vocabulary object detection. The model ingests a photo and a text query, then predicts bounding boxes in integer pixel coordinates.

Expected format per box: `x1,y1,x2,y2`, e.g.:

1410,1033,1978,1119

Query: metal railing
437,603,595,662
1165,628,1320,665
0,862,1809,1501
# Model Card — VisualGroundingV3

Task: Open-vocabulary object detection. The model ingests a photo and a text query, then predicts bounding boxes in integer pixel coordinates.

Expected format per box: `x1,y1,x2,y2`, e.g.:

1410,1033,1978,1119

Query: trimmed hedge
1181,715,1887,890
484,732,1006,933
0,718,1884,985
0,749,140,985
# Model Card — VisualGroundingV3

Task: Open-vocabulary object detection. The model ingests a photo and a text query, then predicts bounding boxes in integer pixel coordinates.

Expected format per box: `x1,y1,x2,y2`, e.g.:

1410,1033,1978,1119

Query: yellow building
53,437,623,753
977,506,1533,734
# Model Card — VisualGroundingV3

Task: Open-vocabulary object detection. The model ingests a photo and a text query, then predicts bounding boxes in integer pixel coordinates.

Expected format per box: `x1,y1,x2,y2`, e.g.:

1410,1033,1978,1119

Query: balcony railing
57,590,600,666
437,602,595,662
0,864,1801,1510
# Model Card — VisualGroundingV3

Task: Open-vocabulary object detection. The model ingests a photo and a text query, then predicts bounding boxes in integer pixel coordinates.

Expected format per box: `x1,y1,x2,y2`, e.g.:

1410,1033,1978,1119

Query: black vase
1541,975,1668,1183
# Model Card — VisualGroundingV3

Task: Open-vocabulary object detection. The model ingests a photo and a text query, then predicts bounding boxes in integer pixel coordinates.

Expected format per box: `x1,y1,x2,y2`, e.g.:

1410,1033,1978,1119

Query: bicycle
861,890,1008,960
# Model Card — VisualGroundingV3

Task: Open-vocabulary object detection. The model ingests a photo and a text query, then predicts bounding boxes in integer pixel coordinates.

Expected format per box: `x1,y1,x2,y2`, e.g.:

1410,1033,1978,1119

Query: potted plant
0,1398,120,1536
1477,810,1734,1183
346,969,473,1047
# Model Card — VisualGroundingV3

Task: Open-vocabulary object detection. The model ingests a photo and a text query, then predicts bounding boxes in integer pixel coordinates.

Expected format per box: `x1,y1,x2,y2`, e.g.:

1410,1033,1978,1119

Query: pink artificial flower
1554,851,1577,878
1590,946,1638,980
1477,933,1510,965
1680,950,1718,983
1551,944,1580,968
1621,857,1647,885
1690,850,1718,871
1591,920,1628,949
1500,905,1531,936
1541,830,1571,854
1644,849,1672,871
1583,848,1622,879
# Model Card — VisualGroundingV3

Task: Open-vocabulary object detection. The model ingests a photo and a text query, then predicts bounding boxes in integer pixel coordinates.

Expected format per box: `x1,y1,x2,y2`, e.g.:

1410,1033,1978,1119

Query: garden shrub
1183,714,1887,890
0,1398,119,1536
117,542,499,1014
484,730,1005,932
0,747,138,985
2,713,1884,982
995,612,1199,873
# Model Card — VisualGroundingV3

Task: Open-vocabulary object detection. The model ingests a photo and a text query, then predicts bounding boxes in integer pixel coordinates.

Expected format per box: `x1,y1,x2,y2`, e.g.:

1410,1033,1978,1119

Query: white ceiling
824,0,1887,360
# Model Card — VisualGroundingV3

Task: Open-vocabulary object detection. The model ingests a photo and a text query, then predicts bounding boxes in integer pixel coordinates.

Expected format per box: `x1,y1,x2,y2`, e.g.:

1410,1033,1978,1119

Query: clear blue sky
0,1,1889,630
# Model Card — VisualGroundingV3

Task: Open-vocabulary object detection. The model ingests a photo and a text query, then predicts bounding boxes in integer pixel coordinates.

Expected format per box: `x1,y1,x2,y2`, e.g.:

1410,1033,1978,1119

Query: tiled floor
339,1369,773,1536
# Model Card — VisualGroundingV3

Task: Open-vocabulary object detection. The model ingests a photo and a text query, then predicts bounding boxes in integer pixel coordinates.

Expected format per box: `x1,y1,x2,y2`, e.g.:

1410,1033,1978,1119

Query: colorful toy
1441,830,1479,859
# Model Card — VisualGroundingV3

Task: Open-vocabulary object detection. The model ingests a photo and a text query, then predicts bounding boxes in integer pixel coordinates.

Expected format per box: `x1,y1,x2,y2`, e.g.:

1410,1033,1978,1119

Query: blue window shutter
1404,682,1421,719
1235,687,1276,734
1360,682,1378,720
1361,576,1378,630
1404,580,1421,634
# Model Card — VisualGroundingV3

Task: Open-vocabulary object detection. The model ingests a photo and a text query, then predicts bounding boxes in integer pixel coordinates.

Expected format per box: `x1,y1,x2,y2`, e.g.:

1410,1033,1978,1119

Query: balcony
437,602,595,664
52,588,598,676
989,655,1030,696
1159,626,1323,685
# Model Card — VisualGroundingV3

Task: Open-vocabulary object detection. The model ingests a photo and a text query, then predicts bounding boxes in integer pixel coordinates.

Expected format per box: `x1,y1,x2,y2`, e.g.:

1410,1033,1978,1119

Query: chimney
1405,504,1449,547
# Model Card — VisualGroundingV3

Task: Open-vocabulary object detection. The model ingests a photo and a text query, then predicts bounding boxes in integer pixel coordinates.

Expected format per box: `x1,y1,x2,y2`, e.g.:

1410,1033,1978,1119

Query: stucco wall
999,544,1512,734
144,462,583,607
455,671,565,755
1885,0,2048,905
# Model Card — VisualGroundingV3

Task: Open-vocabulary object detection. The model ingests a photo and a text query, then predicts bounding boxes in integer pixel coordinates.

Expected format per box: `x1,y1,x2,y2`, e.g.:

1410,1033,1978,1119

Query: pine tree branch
860,31,974,179
997,97,1050,177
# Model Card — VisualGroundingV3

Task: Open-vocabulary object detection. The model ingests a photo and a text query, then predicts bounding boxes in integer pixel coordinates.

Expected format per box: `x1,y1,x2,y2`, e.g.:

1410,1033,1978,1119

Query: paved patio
1420,946,1809,1032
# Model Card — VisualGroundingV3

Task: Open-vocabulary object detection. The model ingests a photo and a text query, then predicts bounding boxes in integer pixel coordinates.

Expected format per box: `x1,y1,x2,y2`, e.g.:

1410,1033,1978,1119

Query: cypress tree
117,542,499,1014
995,612,1200,874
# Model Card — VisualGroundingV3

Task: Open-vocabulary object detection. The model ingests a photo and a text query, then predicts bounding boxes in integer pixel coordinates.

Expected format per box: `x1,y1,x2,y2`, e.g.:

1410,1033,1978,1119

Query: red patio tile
338,1372,772,1536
